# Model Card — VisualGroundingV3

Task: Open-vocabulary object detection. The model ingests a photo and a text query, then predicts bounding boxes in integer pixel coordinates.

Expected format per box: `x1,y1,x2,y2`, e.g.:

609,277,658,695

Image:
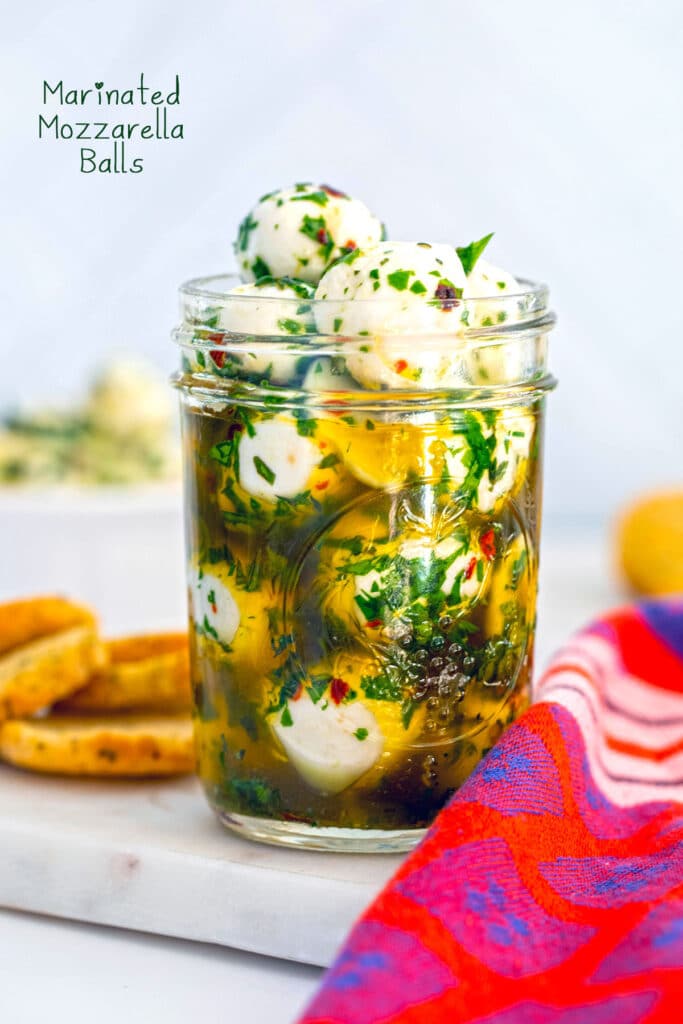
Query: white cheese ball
214,277,313,383
87,359,172,439
271,689,382,794
218,278,313,337
444,409,534,511
315,242,468,389
190,568,240,646
301,357,356,393
235,184,384,285
237,419,322,502
403,537,485,605
353,535,487,628
462,260,528,385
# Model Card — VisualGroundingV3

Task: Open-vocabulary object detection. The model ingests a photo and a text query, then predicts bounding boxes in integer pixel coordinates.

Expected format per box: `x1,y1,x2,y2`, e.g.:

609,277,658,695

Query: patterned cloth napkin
299,601,683,1023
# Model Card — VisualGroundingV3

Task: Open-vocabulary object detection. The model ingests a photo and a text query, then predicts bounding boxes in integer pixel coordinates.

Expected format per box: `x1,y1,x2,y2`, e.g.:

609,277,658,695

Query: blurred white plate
0,485,187,635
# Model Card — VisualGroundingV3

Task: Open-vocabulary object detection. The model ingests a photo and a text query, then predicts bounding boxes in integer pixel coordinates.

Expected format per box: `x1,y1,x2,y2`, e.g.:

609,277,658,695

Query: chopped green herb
280,706,294,727
236,212,258,253
277,317,306,335
387,269,414,291
253,456,276,485
361,671,402,702
308,674,331,703
202,614,219,641
457,233,494,275
354,727,369,741
291,190,329,206
251,256,271,280
295,417,317,437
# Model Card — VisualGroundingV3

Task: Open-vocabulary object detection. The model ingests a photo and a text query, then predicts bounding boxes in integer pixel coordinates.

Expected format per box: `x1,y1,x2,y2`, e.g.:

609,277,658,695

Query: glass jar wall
174,275,556,851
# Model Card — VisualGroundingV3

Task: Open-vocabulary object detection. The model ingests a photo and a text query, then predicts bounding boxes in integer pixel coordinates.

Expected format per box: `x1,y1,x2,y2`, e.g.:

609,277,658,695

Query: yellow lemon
618,490,683,596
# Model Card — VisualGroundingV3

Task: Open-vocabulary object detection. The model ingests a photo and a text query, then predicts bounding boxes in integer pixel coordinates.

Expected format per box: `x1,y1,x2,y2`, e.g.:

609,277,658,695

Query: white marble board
0,539,621,967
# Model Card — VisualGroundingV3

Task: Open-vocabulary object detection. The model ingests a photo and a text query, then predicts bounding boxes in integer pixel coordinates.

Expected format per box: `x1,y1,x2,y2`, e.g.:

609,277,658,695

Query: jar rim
180,271,549,310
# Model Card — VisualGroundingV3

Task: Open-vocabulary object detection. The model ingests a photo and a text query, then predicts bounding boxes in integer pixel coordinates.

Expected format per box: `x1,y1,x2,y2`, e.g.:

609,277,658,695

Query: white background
1,0,682,536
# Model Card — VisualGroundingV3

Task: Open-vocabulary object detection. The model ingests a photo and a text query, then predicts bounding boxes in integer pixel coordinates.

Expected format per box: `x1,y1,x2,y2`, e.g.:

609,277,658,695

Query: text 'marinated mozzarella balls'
235,184,384,285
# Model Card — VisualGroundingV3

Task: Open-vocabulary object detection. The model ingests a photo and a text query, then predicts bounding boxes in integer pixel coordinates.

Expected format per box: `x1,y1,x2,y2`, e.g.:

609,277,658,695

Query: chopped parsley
236,212,258,253
277,317,306,335
457,233,494,275
280,706,294,727
361,670,402,702
251,256,271,280
295,416,317,437
291,190,329,206
354,728,369,741
387,269,414,291
253,456,276,485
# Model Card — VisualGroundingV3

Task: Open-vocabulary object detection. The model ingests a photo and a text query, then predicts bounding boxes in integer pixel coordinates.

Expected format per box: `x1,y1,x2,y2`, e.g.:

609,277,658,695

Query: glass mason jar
173,274,556,852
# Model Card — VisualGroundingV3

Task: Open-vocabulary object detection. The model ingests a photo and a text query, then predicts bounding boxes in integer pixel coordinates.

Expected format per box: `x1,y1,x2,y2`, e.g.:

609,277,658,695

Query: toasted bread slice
0,624,105,722
0,596,97,656
0,713,194,777
58,632,190,712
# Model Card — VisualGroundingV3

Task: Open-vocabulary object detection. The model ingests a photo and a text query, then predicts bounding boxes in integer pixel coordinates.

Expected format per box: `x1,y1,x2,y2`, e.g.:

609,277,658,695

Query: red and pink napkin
299,601,683,1023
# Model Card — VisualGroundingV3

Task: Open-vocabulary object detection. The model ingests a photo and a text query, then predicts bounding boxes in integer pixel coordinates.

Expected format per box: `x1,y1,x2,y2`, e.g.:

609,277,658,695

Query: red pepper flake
394,359,408,374
315,479,330,491
365,618,382,629
434,283,459,311
479,529,497,561
330,678,350,704
227,422,244,441
343,239,357,251
290,682,303,701
210,349,226,368
316,228,330,246
321,184,348,198
464,556,478,581
319,440,328,449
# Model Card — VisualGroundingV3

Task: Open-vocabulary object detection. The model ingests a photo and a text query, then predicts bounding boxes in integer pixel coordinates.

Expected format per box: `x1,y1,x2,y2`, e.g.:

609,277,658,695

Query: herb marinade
179,377,544,834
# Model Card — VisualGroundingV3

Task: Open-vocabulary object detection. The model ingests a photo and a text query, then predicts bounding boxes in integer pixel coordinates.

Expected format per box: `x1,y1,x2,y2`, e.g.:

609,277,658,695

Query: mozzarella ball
314,242,468,389
234,183,384,285
462,260,530,385
271,688,383,794
218,277,314,336
443,409,534,511
237,419,322,501
301,357,357,393
211,277,313,383
87,359,173,439
189,568,240,646
352,533,489,631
